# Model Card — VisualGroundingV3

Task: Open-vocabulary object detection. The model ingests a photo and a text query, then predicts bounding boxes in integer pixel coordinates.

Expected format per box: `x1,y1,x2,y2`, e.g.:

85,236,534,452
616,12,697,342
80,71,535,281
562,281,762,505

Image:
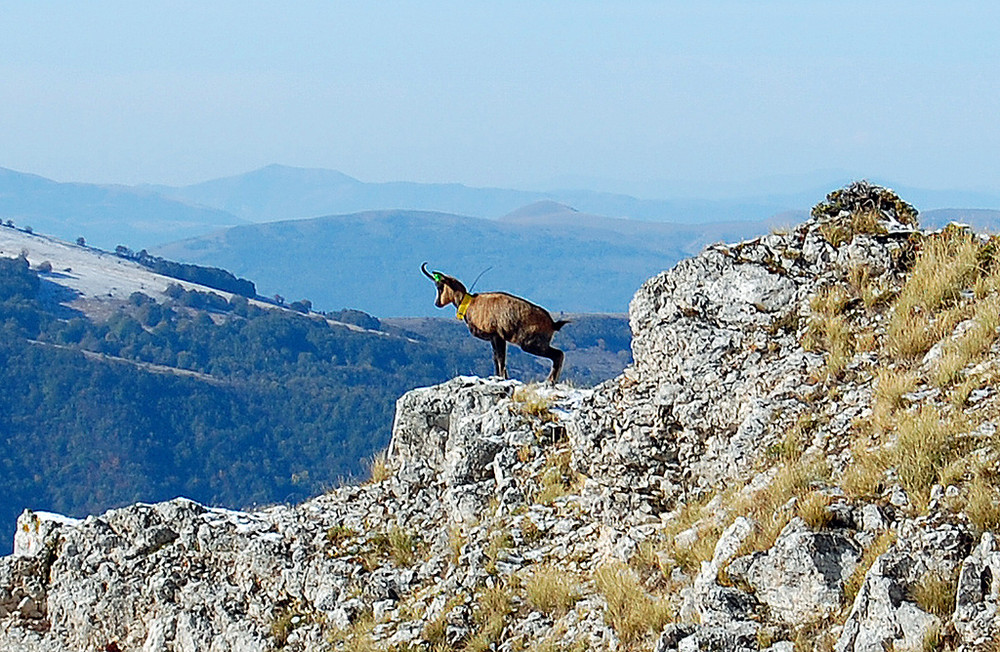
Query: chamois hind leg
521,340,564,385
490,335,508,379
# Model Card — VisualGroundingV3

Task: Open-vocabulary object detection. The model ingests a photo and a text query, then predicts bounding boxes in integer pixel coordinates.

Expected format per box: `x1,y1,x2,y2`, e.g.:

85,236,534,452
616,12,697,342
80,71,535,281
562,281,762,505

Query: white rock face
730,518,861,626
836,519,973,652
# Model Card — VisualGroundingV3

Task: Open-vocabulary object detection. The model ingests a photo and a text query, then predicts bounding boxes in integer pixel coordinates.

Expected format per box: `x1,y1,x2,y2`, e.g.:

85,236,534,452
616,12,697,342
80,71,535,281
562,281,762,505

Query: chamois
421,263,568,383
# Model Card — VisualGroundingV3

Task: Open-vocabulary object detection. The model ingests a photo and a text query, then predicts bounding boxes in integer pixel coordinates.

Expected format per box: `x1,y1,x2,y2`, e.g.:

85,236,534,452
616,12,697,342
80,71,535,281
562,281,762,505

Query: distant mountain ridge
152,207,774,317
5,162,1000,293
0,167,246,251
152,164,824,225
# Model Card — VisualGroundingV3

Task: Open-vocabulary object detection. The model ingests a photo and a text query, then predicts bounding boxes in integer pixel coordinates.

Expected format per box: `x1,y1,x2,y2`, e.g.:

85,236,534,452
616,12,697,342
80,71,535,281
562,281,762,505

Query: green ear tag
433,273,443,282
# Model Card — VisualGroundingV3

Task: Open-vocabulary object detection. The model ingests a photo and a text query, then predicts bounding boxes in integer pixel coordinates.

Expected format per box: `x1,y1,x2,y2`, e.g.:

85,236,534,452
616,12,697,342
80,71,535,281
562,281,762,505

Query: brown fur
423,265,567,383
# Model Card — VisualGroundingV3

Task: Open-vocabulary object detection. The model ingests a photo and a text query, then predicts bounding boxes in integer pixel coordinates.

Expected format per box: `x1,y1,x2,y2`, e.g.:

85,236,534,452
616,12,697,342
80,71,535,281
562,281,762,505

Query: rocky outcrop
567,188,915,522
4,182,1000,650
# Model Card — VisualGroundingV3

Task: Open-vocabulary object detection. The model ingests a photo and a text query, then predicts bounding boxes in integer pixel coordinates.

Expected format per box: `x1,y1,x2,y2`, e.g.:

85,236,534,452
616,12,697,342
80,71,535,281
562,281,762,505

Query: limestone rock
728,518,861,626
836,519,973,652
954,532,1000,646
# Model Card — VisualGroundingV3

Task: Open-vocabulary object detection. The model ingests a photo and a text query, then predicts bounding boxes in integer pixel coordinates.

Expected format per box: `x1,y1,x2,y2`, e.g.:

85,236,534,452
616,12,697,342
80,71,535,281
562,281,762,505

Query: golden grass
797,491,833,530
367,450,392,484
630,538,670,583
421,594,465,647
933,294,1000,387
271,607,314,648
886,308,938,361
524,564,582,616
536,450,575,505
965,476,1000,534
950,373,984,408
733,456,830,557
874,367,919,411
892,406,965,505
388,526,420,566
908,570,957,618
817,208,888,247
328,614,377,652
871,366,919,434
592,561,672,648
464,585,512,652
849,263,891,310
825,316,854,377
804,286,855,377
921,623,942,652
363,526,422,568
484,528,513,575
671,526,722,577
513,385,558,422
888,231,979,360
448,524,466,566
792,619,838,652
655,490,726,577
840,444,889,499
903,231,978,312
326,524,358,546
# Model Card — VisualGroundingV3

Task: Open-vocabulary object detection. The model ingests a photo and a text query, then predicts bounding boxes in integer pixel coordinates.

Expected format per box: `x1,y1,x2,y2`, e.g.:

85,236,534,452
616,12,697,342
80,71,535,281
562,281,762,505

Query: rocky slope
5,182,1000,651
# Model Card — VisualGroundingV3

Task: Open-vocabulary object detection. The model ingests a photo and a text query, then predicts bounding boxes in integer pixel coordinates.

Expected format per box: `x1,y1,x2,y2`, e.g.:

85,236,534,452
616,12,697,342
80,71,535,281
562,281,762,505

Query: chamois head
421,262,468,308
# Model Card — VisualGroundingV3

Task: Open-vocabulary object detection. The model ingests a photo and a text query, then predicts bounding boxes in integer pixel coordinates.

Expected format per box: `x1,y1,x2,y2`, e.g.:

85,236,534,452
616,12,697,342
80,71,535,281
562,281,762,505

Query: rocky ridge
4,182,1000,650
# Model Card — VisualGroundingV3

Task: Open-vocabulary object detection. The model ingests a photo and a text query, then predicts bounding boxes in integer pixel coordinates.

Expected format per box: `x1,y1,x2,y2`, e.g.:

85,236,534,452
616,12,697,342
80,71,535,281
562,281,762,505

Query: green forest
0,254,630,539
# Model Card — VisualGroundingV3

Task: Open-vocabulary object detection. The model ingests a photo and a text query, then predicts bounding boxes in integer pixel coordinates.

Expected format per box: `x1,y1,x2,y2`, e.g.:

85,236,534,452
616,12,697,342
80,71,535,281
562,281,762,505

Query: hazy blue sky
2,1,998,195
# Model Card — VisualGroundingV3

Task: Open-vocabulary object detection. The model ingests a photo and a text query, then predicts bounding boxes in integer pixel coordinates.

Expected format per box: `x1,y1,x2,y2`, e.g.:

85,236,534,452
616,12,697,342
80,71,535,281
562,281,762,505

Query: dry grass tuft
891,406,966,505
804,286,855,377
329,614,377,652
421,594,465,647
965,475,1000,534
874,367,919,412
888,230,979,360
484,528,513,575
364,526,422,568
659,491,725,577
767,413,819,463
933,294,1000,387
797,491,833,530
524,564,582,616
367,450,392,484
817,208,888,247
909,570,958,618
513,385,558,422
448,524,466,566
840,444,888,499
593,561,672,647
464,585,512,652
734,456,830,556
536,449,576,504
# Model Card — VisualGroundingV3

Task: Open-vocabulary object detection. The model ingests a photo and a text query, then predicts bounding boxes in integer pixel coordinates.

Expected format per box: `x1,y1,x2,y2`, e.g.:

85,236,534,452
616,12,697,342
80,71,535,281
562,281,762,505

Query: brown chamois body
421,263,567,383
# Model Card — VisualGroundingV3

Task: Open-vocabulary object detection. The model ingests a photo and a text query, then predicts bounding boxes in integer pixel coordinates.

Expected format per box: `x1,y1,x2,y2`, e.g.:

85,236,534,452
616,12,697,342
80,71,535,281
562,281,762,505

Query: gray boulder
728,518,861,626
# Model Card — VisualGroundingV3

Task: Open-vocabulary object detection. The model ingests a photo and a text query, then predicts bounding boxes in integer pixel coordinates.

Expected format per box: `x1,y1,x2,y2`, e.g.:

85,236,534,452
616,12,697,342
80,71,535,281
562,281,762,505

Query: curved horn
421,262,438,282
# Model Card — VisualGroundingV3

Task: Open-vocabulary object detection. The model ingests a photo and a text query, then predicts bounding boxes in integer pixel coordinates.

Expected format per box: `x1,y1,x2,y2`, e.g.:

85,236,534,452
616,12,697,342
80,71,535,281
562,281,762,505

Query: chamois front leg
490,335,508,379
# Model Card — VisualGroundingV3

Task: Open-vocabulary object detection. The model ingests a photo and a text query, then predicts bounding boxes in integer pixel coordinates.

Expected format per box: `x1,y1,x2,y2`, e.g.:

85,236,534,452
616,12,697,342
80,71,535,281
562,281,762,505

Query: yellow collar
456,293,473,320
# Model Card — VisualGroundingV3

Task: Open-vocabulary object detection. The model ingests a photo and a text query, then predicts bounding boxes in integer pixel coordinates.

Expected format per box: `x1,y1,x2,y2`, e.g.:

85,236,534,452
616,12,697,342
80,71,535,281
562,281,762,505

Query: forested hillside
0,254,629,539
